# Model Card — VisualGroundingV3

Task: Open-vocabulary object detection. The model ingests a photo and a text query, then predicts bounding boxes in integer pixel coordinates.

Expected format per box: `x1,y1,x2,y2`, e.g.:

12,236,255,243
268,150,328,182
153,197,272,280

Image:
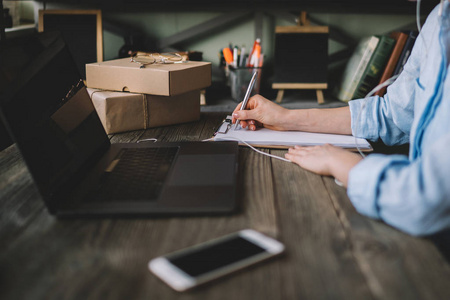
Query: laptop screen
0,32,109,198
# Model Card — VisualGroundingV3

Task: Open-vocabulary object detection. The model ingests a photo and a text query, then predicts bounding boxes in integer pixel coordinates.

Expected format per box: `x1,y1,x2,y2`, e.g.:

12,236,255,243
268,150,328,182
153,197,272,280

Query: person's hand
285,144,363,186
232,94,290,131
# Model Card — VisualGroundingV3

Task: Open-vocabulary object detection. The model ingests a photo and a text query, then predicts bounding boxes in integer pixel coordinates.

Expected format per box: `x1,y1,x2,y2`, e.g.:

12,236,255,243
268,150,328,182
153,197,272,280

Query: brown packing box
86,58,211,96
87,88,200,134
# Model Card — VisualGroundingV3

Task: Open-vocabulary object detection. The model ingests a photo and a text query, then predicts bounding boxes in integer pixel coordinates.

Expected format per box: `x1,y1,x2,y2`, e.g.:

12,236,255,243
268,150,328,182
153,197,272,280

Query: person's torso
410,2,450,159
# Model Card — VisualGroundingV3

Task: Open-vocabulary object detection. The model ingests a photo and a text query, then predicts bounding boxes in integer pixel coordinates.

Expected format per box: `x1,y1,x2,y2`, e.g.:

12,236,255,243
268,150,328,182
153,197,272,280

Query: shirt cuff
349,98,380,141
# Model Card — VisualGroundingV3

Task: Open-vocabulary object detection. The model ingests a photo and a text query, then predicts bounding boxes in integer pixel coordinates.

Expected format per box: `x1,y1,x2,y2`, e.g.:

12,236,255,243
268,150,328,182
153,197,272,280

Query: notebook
0,32,239,217
214,116,372,151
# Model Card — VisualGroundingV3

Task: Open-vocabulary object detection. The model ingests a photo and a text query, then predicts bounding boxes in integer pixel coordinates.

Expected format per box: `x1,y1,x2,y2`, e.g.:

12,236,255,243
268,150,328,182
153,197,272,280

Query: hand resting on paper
285,144,362,186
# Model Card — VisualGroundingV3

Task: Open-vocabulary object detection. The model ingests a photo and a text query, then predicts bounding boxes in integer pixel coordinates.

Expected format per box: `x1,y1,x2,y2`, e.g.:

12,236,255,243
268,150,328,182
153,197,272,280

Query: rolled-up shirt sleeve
348,133,450,236
348,9,428,146
348,81,415,146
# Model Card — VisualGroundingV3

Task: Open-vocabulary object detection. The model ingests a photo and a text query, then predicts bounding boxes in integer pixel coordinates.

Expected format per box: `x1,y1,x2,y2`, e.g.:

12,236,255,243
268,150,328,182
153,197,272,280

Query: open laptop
0,32,239,217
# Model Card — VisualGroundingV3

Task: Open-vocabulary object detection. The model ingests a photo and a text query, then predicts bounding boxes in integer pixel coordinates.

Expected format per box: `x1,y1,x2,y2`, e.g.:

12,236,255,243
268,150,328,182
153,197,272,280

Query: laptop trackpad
168,154,235,187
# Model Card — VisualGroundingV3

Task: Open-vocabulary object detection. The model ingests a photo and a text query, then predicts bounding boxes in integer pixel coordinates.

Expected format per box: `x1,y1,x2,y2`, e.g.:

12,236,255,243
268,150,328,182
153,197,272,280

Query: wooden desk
1,112,449,300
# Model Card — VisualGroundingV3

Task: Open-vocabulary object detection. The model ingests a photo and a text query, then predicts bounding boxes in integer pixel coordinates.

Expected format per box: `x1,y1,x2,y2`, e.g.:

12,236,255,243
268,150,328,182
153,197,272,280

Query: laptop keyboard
93,147,179,201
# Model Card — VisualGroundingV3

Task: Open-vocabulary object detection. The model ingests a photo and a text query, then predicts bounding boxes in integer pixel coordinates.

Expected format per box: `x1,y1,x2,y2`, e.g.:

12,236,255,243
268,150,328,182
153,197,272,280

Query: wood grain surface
1,112,449,300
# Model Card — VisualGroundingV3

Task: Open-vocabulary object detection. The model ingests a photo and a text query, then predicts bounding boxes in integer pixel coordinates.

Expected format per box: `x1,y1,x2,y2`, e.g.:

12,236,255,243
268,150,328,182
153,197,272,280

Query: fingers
231,95,259,122
231,94,275,131
292,144,331,151
235,119,256,130
233,110,257,130
231,101,243,124
233,109,255,122
248,122,256,131
289,145,313,153
232,101,244,116
285,145,323,164
285,146,306,162
286,146,302,152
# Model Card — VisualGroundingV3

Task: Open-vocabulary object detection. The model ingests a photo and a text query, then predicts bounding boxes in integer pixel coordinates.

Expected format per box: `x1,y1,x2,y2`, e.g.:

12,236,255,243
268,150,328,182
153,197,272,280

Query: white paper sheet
214,124,371,149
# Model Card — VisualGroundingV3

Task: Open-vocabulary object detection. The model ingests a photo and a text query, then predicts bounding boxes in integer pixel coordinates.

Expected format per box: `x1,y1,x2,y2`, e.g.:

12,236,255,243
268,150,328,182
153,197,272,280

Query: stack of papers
214,126,371,150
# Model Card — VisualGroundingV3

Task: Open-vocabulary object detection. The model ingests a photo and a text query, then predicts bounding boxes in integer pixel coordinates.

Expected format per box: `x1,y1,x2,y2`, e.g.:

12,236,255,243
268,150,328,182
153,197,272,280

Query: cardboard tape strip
89,89,150,130
142,94,149,129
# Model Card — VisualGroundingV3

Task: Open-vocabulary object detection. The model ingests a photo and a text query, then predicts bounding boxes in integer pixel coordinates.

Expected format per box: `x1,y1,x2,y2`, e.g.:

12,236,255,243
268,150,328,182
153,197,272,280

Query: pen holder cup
228,67,261,102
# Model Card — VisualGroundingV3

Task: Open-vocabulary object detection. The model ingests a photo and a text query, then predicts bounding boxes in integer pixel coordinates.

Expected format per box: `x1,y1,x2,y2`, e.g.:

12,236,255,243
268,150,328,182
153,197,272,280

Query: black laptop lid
0,32,109,198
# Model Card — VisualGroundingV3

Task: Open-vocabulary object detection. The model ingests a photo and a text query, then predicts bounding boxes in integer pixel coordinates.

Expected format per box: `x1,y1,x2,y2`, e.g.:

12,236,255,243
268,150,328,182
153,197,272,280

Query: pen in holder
228,67,261,102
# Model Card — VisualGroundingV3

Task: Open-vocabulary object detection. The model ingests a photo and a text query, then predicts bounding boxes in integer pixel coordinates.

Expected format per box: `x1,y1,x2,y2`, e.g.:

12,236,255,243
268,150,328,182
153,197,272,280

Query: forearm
328,151,363,187
283,106,352,135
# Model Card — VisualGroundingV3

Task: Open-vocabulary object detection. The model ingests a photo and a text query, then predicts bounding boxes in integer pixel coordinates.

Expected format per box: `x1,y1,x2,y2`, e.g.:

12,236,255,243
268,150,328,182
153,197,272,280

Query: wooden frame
39,9,103,62
272,16,329,104
38,9,103,78
275,26,329,34
272,83,328,104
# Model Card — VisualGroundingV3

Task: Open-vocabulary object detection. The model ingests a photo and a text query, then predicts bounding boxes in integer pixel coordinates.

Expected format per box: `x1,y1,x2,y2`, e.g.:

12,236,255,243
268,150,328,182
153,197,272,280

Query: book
374,31,409,96
214,122,372,150
392,30,418,76
353,35,396,99
336,36,380,102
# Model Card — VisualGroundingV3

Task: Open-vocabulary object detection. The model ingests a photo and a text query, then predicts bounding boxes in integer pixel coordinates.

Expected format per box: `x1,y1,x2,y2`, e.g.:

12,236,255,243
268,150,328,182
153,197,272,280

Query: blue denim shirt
348,3,450,236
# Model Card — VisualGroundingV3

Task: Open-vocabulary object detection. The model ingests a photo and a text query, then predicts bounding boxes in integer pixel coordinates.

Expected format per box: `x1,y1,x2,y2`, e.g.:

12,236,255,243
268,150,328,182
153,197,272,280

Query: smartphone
148,229,285,291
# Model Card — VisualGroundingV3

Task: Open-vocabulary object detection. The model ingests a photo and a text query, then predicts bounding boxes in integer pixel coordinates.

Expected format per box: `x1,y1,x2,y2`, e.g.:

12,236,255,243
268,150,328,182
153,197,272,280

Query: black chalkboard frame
272,25,329,104
38,9,103,79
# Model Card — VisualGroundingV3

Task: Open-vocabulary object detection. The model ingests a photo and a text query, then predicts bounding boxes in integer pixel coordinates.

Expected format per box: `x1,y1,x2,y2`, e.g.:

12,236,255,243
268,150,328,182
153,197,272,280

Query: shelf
34,0,438,14
5,24,35,32
5,24,36,38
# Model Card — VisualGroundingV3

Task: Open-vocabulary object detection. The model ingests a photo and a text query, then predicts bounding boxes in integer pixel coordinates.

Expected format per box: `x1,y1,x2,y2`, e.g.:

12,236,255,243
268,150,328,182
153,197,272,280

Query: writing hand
231,94,290,131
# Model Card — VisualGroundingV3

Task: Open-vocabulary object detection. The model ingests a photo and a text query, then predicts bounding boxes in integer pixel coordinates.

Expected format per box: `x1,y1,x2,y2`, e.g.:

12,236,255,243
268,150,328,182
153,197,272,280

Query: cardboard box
87,88,200,134
86,58,211,96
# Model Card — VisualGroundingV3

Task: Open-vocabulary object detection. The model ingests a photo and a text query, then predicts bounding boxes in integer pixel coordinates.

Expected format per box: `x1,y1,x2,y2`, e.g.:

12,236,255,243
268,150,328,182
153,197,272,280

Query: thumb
234,109,258,121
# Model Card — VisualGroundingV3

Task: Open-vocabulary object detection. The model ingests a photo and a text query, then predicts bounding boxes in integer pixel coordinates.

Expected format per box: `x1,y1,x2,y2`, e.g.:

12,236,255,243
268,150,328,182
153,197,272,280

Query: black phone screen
168,236,266,277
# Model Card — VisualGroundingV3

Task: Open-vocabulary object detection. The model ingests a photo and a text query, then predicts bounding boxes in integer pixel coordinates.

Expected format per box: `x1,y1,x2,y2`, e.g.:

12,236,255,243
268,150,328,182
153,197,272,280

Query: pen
253,43,261,68
239,47,246,67
246,38,260,67
234,71,258,130
223,48,234,66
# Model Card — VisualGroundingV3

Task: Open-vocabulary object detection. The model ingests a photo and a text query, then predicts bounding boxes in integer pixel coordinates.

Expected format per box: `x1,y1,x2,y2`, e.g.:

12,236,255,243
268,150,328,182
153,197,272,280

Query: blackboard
273,26,328,85
39,10,103,79
272,26,328,103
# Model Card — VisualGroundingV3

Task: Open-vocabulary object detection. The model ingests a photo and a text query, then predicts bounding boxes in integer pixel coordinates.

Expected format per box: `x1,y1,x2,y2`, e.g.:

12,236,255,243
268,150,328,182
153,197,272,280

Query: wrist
284,107,352,134
329,150,363,186
282,109,310,131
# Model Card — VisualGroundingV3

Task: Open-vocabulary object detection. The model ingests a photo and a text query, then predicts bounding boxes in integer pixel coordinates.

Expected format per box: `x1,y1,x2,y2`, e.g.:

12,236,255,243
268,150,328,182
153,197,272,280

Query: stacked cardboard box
86,58,211,134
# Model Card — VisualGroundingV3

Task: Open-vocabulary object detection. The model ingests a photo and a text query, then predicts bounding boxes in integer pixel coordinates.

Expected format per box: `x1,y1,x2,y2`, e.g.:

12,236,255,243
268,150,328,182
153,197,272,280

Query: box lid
86,58,211,96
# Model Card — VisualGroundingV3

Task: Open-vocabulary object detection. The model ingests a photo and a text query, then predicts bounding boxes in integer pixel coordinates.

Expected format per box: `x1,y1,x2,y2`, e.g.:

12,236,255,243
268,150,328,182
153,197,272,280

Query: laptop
0,32,239,217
